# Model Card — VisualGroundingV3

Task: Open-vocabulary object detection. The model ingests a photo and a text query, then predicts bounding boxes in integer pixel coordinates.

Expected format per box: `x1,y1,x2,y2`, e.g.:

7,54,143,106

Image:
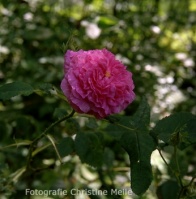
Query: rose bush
61,49,135,118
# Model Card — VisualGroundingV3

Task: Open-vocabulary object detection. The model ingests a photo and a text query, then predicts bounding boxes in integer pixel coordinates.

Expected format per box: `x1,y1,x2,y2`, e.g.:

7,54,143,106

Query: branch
26,109,75,171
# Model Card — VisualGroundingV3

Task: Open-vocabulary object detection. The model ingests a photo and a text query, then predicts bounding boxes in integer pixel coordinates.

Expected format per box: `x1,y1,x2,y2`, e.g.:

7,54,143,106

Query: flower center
105,71,111,78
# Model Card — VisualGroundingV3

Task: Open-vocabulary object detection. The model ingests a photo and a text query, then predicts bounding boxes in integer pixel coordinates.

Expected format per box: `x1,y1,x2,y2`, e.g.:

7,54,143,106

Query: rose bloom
61,49,135,119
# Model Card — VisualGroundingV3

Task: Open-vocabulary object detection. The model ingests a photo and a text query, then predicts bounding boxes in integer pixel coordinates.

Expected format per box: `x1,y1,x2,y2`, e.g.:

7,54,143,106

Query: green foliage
0,0,196,198
185,119,196,143
103,147,115,168
129,97,150,132
119,98,155,195
121,131,155,195
0,81,195,198
75,132,104,168
153,112,196,148
53,108,68,119
35,83,54,95
0,82,34,100
156,180,180,199
57,137,74,157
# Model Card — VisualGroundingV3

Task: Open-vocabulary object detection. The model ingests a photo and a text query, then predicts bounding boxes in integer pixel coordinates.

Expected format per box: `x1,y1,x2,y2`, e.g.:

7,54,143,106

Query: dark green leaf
57,137,74,157
178,118,196,149
105,123,125,140
37,83,53,91
120,131,138,162
156,180,180,199
75,132,104,168
121,131,155,195
103,147,115,168
131,160,153,195
35,83,54,95
0,82,34,100
186,119,196,142
153,112,196,148
104,98,153,195
130,97,150,132
86,118,98,129
53,108,68,119
64,118,80,136
103,98,150,141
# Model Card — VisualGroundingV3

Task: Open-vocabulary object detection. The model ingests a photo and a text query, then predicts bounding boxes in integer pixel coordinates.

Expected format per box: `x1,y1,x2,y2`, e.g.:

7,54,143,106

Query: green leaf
53,108,68,119
120,131,155,195
103,147,115,168
75,132,104,168
156,180,180,199
103,98,153,195
131,160,153,195
34,83,54,95
186,119,196,142
105,97,150,141
64,118,80,136
0,82,34,100
178,118,196,149
86,118,98,129
57,137,74,157
37,83,53,91
153,112,196,148
120,130,138,162
105,122,125,140
118,98,154,195
130,97,150,132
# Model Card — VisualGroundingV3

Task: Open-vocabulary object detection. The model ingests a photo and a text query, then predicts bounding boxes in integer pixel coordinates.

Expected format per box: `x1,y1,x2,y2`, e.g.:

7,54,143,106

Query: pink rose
61,49,135,119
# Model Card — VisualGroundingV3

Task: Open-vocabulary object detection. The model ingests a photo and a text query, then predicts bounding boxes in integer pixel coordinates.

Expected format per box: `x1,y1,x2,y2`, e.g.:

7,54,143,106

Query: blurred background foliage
0,0,195,198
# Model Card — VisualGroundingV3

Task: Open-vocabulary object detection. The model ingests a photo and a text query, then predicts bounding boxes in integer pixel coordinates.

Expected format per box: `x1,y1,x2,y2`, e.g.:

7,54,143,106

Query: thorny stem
26,109,75,171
